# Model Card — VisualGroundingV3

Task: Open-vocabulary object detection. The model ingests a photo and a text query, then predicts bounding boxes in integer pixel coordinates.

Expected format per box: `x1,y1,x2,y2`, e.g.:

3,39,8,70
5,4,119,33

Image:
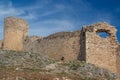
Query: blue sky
0,0,120,42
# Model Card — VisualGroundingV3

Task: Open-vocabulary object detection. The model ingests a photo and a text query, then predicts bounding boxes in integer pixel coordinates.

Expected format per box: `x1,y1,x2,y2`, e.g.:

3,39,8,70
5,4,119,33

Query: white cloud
21,13,37,20
0,1,40,20
0,0,115,39
0,8,24,16
0,1,24,16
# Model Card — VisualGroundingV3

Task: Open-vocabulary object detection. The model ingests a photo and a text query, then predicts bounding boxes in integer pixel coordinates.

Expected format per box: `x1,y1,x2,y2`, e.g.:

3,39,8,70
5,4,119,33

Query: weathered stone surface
117,45,120,74
24,22,120,74
84,22,119,74
3,17,28,51
0,40,3,49
25,31,81,61
0,16,120,74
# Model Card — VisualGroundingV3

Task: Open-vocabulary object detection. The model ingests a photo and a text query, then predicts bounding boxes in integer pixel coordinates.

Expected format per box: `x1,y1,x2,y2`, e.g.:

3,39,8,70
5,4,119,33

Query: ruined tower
80,22,119,73
3,17,28,51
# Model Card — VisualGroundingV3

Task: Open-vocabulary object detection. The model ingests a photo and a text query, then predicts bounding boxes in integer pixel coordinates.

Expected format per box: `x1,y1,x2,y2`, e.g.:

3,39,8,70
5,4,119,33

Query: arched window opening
96,30,110,38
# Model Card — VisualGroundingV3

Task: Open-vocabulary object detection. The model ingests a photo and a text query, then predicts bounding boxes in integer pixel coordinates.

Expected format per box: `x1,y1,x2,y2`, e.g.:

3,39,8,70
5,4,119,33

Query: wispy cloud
29,19,75,36
0,1,24,16
0,0,115,39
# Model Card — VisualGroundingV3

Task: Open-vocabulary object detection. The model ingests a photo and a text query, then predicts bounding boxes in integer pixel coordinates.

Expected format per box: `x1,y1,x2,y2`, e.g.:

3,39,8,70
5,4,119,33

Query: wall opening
96,30,110,38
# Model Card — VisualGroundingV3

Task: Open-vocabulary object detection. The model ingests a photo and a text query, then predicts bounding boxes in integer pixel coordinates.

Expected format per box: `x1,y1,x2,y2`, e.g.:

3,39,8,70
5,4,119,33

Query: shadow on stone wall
78,27,86,61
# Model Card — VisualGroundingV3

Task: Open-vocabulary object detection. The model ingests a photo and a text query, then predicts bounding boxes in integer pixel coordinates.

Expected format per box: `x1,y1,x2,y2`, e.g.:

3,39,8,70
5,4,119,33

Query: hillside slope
0,50,119,80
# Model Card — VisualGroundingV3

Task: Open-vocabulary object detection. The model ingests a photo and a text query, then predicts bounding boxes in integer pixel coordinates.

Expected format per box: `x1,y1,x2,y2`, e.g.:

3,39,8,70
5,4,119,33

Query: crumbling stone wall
117,45,120,74
0,40,3,49
25,31,81,61
78,27,86,61
0,16,120,74
84,23,119,73
3,17,28,51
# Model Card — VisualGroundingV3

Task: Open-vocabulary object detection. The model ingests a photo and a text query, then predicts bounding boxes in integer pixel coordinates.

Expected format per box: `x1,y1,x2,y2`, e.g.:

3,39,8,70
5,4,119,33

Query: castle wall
85,23,118,73
0,16,120,74
25,31,81,61
0,40,3,49
3,17,28,51
78,27,86,61
117,45,120,74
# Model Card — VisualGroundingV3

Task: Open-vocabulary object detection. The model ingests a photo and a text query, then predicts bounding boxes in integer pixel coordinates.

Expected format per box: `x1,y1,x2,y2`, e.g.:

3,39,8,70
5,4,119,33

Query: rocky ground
0,50,119,80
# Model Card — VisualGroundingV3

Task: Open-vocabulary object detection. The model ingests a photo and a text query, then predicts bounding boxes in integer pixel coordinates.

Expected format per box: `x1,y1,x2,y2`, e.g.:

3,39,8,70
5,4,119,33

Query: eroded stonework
83,23,119,74
3,17,28,51
25,31,81,61
0,17,120,74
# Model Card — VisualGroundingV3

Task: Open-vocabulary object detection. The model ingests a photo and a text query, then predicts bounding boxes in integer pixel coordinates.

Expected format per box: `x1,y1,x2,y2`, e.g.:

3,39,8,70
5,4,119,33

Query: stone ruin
3,17,28,51
0,17,120,74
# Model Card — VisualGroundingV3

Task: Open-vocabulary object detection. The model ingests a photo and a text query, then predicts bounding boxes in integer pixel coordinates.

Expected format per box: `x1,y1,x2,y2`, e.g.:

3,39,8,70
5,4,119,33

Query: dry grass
0,67,55,80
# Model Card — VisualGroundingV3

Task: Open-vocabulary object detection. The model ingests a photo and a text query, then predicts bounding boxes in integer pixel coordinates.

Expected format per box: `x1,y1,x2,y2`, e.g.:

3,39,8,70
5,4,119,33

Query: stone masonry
0,17,120,74
3,17,28,51
24,31,81,61
81,23,119,74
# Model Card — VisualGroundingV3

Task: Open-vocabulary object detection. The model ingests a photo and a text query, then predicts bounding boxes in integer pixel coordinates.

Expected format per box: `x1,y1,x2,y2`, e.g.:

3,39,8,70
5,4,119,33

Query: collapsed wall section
3,17,28,51
85,23,118,73
25,31,81,61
